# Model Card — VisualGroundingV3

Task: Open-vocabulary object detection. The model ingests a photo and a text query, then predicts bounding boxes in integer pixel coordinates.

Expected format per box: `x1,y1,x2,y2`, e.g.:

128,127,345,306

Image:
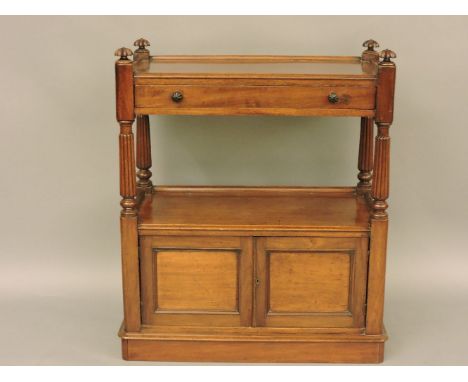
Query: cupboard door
140,236,253,327
255,236,369,328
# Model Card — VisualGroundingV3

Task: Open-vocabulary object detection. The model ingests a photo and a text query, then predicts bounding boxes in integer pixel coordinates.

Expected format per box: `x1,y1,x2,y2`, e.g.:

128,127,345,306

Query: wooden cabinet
140,234,368,330
114,38,397,363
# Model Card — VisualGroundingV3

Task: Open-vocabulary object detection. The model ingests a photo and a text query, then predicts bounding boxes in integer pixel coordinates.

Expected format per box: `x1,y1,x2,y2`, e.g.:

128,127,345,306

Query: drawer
134,84,376,113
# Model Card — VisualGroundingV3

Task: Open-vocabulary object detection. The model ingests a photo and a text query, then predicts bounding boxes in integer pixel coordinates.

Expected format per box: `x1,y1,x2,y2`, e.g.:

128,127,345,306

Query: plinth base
119,324,387,363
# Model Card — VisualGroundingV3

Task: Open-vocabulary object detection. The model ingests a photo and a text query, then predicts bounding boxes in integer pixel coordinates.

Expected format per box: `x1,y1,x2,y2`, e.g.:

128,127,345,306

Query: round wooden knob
171,91,184,103
328,92,339,104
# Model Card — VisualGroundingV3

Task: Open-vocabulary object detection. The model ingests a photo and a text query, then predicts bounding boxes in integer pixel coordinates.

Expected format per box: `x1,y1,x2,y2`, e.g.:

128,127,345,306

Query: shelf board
137,186,371,234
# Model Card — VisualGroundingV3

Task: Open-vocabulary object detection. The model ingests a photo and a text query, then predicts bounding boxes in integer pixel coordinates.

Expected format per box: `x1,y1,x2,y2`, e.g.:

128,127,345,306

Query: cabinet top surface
133,55,378,80
138,186,371,233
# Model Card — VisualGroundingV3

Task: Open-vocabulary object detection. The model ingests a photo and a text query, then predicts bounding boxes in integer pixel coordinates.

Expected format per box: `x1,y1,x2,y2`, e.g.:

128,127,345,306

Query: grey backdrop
1,16,467,365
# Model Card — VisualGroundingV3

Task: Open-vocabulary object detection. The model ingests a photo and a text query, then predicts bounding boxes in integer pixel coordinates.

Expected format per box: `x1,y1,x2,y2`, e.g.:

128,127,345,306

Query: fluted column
115,47,137,216
115,46,140,333
357,117,374,194
136,115,153,193
119,121,137,215
370,49,396,219
371,124,390,219
366,48,396,336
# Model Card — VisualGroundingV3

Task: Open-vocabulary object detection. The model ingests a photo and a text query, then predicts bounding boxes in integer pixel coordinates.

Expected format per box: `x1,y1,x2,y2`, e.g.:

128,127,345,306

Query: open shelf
138,186,371,234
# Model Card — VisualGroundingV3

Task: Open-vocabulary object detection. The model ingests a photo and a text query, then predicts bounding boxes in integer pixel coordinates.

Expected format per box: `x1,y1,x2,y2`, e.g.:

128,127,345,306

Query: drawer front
255,236,369,328
135,84,376,112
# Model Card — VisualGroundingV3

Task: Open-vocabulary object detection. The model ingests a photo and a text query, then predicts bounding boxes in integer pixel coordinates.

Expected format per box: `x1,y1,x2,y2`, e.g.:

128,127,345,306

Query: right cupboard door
255,236,369,328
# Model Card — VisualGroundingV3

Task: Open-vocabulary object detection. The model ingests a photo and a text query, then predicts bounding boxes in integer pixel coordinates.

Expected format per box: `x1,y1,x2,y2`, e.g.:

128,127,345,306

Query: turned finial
134,38,150,51
361,39,380,66
380,49,396,63
114,47,133,60
362,39,380,52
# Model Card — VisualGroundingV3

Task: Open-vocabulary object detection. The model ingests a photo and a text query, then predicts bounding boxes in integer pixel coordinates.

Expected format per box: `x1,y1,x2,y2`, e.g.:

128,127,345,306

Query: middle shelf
137,186,371,235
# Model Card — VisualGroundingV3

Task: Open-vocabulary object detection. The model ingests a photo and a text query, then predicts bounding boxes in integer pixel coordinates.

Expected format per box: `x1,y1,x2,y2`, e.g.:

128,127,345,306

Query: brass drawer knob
171,91,184,103
328,92,339,104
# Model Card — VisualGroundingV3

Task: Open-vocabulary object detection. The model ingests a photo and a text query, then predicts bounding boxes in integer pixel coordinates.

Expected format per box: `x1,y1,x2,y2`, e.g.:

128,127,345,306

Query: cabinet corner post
115,47,141,332
367,49,396,335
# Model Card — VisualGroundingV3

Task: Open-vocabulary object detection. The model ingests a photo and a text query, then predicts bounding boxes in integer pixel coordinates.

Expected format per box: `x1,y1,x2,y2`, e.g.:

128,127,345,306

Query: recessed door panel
156,250,238,312
269,251,351,313
140,236,252,327
255,236,368,328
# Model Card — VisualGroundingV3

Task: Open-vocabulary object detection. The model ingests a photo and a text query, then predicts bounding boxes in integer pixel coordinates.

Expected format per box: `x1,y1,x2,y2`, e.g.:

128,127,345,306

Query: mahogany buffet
114,38,397,363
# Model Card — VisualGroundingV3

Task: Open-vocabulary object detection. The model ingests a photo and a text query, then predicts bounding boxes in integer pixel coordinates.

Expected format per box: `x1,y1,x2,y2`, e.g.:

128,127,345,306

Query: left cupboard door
140,236,253,327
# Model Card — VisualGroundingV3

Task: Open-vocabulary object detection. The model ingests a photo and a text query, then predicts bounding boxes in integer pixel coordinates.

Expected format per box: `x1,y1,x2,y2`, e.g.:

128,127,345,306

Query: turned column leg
119,121,137,215
119,120,140,332
366,49,396,335
115,47,141,332
136,115,153,193
371,124,390,219
357,117,374,194
367,123,390,335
